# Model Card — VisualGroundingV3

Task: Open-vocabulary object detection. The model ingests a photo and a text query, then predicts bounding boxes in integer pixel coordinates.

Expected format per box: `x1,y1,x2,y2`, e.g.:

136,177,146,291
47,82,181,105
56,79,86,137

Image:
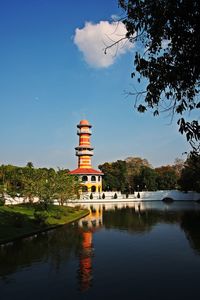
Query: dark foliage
34,211,49,225
0,197,5,206
179,153,200,192
99,157,180,192
118,0,200,153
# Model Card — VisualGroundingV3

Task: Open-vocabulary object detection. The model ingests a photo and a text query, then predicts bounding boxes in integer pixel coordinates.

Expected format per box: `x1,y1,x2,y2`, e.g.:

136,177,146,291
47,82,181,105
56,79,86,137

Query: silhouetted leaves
119,0,200,153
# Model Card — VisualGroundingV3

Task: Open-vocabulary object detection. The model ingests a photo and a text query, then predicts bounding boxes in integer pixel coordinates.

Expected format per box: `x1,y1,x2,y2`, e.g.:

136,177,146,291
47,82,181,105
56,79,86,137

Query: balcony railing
77,129,92,135
76,150,94,156
75,146,94,150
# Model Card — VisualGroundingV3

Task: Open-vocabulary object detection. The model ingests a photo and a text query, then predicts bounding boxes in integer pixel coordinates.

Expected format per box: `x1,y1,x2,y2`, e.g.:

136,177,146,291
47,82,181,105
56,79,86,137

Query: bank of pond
0,204,89,244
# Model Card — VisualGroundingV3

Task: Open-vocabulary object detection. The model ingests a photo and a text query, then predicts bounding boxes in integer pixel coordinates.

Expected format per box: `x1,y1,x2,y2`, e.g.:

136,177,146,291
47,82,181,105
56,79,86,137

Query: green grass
0,204,88,244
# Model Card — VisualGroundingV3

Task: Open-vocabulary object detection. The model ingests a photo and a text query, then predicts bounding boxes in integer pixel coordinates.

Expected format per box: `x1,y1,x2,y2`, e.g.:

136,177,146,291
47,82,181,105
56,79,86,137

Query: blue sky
0,0,192,169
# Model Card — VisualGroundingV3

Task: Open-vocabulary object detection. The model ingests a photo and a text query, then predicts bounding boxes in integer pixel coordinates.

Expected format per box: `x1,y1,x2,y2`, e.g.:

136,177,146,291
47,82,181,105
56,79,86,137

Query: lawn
0,204,88,244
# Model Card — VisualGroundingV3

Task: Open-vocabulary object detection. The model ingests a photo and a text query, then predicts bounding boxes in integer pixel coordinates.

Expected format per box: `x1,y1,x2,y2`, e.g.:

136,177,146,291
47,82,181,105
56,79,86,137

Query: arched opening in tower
91,186,96,192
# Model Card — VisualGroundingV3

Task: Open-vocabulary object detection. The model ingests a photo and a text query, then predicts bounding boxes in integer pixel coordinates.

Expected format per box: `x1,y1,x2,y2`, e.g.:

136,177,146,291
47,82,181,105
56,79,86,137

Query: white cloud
74,21,133,68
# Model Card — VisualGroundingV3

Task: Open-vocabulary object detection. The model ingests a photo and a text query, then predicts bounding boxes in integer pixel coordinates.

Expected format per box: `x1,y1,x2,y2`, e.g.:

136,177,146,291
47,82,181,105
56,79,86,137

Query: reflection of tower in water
78,207,103,292
78,231,93,292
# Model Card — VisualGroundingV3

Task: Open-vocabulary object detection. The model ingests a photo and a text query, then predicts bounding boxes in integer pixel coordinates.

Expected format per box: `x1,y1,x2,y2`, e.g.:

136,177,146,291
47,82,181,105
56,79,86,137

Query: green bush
102,193,105,199
34,210,49,225
90,193,93,199
34,202,46,211
114,193,118,199
67,207,74,213
74,205,81,211
53,211,62,219
0,197,5,206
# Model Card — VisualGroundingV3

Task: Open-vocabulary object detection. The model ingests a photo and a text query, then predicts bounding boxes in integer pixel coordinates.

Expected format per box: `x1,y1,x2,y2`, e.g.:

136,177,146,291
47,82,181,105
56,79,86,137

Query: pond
1,201,200,300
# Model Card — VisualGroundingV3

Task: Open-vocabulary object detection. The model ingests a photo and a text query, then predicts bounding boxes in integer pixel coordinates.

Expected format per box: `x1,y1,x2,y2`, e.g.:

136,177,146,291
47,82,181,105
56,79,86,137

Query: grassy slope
0,204,88,244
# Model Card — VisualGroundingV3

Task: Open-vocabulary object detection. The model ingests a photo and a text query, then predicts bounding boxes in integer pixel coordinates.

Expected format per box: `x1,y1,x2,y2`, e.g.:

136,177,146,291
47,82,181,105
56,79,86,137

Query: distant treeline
0,162,79,205
98,155,200,193
0,154,199,202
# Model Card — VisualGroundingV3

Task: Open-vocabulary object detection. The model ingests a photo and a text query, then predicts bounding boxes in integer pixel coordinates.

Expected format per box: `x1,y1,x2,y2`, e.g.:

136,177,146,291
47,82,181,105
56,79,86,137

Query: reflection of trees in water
180,211,200,255
103,206,200,255
0,224,82,280
103,207,181,233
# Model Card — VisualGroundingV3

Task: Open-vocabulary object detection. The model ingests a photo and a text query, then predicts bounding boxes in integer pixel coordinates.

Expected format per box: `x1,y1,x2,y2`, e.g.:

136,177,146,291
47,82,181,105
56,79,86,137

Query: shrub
137,192,140,198
34,202,47,211
126,193,129,199
0,197,5,206
67,207,74,213
90,193,93,200
74,205,81,211
53,211,62,219
34,211,49,225
102,193,105,199
114,193,118,199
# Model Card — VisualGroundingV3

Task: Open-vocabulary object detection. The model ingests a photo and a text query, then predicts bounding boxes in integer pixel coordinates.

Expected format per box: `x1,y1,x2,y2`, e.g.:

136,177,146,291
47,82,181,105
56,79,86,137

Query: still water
1,201,200,300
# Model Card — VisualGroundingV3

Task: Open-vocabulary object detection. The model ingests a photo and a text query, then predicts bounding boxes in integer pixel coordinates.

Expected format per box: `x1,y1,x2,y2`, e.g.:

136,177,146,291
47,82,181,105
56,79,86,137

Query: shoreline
0,208,89,246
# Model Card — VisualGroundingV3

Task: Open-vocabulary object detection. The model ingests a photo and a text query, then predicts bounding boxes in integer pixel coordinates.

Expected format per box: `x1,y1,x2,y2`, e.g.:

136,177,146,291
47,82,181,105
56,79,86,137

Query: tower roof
77,119,92,128
80,119,90,125
69,168,103,175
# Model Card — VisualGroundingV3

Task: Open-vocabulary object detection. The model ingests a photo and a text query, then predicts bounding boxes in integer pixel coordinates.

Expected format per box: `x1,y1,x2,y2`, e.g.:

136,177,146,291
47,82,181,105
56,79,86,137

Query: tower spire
69,119,103,193
75,120,93,168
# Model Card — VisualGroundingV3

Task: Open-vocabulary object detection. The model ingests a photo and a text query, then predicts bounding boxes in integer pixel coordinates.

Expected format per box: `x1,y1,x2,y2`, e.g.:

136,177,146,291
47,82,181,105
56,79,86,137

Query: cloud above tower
73,21,133,68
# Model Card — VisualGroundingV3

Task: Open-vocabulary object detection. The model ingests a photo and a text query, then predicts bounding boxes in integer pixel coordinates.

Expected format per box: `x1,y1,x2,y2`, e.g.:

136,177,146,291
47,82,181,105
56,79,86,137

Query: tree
125,157,152,190
155,165,178,190
179,154,200,192
99,160,127,192
21,167,40,203
116,0,200,153
0,165,23,198
136,166,158,191
26,162,34,169
173,158,185,177
99,157,158,192
36,168,56,209
54,170,80,206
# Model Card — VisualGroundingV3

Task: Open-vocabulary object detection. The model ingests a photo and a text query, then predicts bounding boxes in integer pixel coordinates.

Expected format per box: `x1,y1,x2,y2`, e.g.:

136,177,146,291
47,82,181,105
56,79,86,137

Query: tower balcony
76,150,94,156
77,129,92,135
77,123,92,128
75,146,94,151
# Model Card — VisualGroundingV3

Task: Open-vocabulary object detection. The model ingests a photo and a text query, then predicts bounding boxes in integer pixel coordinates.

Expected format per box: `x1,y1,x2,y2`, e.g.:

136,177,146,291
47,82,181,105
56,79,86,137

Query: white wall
80,190,200,201
139,190,200,201
3,190,200,205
